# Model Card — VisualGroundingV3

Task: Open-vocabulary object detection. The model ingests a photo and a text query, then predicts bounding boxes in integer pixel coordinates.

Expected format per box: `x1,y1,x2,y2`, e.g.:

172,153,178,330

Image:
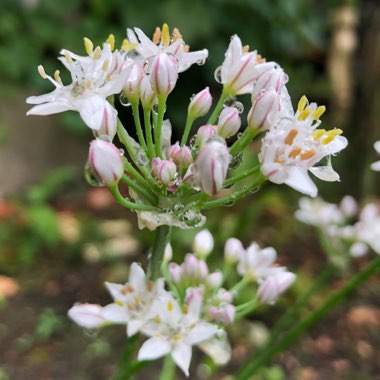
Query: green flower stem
123,158,156,195
108,185,159,212
143,109,155,160
154,96,167,158
229,276,251,295
235,297,258,319
131,101,147,149
201,174,266,210
121,174,157,205
235,255,380,379
180,115,195,146
148,225,172,281
207,87,230,125
229,128,260,156
223,164,261,188
159,355,176,380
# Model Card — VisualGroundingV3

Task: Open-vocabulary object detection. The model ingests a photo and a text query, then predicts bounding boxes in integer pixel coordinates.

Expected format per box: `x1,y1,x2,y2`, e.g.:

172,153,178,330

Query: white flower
193,229,214,259
370,140,380,171
27,39,131,134
68,303,108,329
138,290,219,376
260,96,348,197
127,23,208,73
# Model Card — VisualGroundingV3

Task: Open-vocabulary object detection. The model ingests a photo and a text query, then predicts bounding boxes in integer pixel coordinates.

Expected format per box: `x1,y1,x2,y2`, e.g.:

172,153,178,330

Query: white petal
198,334,231,365
138,337,171,361
105,282,125,301
129,263,146,291
284,166,318,197
172,343,192,377
68,303,105,329
324,135,348,155
187,321,219,345
309,165,340,182
101,303,127,324
374,140,380,154
127,319,145,336
371,160,380,171
77,95,107,130
26,101,71,116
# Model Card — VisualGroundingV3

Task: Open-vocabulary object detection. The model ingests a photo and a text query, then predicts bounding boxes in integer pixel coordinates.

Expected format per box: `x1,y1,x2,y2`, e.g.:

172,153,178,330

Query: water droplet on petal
197,58,206,66
119,92,131,107
84,162,104,187
232,101,244,114
214,66,222,83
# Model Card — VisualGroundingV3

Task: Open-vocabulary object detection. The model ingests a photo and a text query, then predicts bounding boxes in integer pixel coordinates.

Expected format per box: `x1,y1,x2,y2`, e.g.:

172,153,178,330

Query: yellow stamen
172,27,182,42
147,281,154,292
64,51,73,63
182,305,188,315
154,315,161,324
134,296,141,305
300,149,316,160
84,37,94,56
121,39,137,52
322,129,343,144
311,105,326,120
152,27,161,44
242,44,250,53
93,46,102,60
127,285,135,292
127,303,133,311
120,287,128,295
173,334,181,342
106,34,115,51
297,95,308,112
288,147,301,158
256,53,266,63
161,23,170,45
312,129,326,140
284,128,298,145
101,59,110,71
167,300,173,312
297,109,310,121
183,44,190,53
54,70,63,85
38,65,47,79
115,300,125,307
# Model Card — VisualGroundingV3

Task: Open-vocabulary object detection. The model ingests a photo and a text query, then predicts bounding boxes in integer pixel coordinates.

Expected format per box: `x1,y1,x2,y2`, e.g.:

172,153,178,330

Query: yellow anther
38,65,47,79
172,27,182,42
322,129,342,144
106,34,115,50
84,37,94,56
54,70,63,85
154,315,161,324
161,23,170,45
120,287,128,295
127,303,133,311
115,300,125,307
300,149,316,160
64,51,73,63
256,53,266,63
121,39,137,52
182,305,188,315
152,27,161,44
242,44,250,53
167,300,173,312
183,44,190,53
297,109,310,121
297,95,308,112
93,46,102,60
288,147,301,158
173,334,181,342
311,105,326,120
102,59,110,71
284,128,298,145
147,280,154,292
127,284,135,292
135,296,141,305
312,129,326,140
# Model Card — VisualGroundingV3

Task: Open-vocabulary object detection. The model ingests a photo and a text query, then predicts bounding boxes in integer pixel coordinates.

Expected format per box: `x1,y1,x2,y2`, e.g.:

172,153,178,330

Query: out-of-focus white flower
260,96,348,197
370,140,380,171
164,243,173,262
219,35,275,95
193,229,214,259
88,139,124,186
188,87,212,119
216,107,241,139
127,23,208,73
27,38,131,135
194,137,231,196
224,238,244,264
138,290,219,376
207,304,235,325
68,303,108,329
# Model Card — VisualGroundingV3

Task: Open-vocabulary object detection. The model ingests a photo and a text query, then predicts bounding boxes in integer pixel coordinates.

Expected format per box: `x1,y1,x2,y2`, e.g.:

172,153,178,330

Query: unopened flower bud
92,102,118,140
252,67,288,101
258,270,296,304
215,289,233,303
340,196,358,218
151,157,177,185
149,53,178,97
185,287,204,306
188,87,212,119
217,107,241,139
68,303,105,329
88,139,124,186
168,262,183,284
206,271,223,288
140,75,156,109
247,89,280,131
123,63,145,103
207,304,235,325
195,137,231,195
168,143,193,168
196,124,217,147
164,243,173,262
224,238,244,263
183,254,209,280
193,229,214,258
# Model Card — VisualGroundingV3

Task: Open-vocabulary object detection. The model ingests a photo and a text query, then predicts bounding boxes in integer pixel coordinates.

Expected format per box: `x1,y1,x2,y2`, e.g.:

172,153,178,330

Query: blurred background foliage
0,0,380,379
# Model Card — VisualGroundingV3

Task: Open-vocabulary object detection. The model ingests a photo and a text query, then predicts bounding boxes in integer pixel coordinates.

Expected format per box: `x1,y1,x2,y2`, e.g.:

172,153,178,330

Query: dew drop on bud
232,101,244,114
119,93,131,107
119,148,125,156
229,153,243,169
237,132,243,139
197,58,206,66
214,66,222,83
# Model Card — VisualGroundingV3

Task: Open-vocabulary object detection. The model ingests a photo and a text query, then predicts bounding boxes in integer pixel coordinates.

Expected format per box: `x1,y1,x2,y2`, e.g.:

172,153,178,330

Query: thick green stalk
223,164,261,188
143,109,155,160
159,355,176,380
148,225,172,280
235,255,380,379
131,101,147,149
229,128,260,156
154,97,167,158
180,115,195,146
207,87,230,125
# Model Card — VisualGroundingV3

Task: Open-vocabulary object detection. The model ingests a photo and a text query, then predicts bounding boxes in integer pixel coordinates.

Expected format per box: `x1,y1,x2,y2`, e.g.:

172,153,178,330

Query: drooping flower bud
123,63,145,103
151,157,177,185
247,89,280,131
140,75,156,110
93,101,118,140
194,137,231,195
168,143,193,168
88,139,124,186
196,124,217,147
188,87,213,119
193,229,214,259
68,303,106,329
224,238,244,264
149,53,178,98
257,270,296,304
216,107,241,139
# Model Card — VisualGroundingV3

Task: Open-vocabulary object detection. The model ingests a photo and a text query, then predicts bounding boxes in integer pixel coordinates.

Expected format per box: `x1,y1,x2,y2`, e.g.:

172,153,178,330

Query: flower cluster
26,24,348,231
68,230,295,376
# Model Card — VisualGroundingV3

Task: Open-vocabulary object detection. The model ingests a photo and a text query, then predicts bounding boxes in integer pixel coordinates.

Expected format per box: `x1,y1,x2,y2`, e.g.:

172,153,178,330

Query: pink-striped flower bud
207,304,235,325
195,138,231,195
252,67,288,101
224,238,244,264
168,143,193,168
168,262,183,284
188,87,213,119
258,270,296,304
183,254,209,280
217,107,241,139
193,229,214,259
215,289,233,304
151,157,177,185
123,63,145,103
196,124,217,147
149,53,178,97
93,102,118,140
140,75,156,109
68,303,105,329
247,89,280,131
88,139,124,186
206,271,223,288
185,287,204,307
